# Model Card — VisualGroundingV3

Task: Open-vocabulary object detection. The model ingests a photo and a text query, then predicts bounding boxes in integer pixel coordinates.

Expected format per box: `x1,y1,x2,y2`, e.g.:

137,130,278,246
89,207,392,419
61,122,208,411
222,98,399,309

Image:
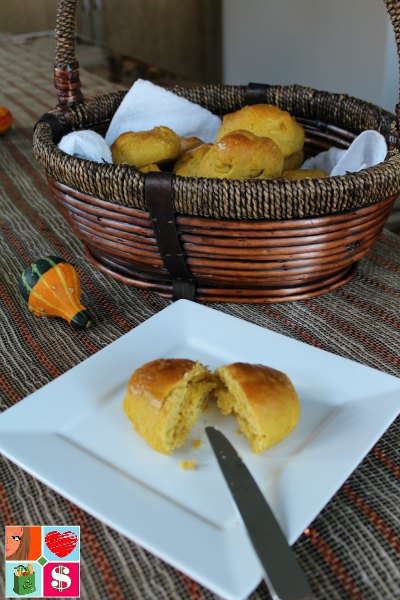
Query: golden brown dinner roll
179,136,204,155
216,104,304,161
123,359,216,454
173,143,213,177
281,168,327,180
139,163,161,173
283,149,305,171
214,362,300,453
111,126,181,168
197,130,284,180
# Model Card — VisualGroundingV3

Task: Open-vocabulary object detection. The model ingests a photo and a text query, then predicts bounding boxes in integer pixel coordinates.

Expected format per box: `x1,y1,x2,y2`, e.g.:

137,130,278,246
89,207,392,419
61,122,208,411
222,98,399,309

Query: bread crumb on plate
191,439,203,449
180,460,197,471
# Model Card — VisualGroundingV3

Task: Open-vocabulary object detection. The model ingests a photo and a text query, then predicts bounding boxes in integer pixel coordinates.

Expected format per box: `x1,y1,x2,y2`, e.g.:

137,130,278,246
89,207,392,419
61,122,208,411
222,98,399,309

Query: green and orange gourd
19,256,91,329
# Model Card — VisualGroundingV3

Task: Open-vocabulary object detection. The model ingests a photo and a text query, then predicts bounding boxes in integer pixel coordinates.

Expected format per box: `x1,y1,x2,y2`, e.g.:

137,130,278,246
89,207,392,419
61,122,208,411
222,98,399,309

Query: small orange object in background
0,106,13,134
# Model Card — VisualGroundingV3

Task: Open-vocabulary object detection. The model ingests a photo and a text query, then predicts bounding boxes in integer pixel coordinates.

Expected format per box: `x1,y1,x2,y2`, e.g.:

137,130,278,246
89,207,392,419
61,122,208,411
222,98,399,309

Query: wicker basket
33,0,400,303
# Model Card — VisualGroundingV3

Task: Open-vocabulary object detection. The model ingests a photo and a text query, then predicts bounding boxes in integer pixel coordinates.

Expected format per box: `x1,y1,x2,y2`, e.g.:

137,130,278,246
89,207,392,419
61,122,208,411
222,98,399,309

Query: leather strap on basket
144,172,196,301
54,61,84,112
245,82,272,105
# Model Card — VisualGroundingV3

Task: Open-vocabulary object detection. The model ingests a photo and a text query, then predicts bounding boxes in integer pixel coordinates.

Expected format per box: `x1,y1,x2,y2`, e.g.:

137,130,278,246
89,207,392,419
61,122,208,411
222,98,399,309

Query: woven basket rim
49,143,396,190
33,84,400,221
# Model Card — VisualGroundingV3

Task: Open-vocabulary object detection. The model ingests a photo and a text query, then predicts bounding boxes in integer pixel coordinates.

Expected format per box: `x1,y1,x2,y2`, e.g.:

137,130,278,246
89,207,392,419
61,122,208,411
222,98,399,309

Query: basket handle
54,0,84,111
54,0,400,123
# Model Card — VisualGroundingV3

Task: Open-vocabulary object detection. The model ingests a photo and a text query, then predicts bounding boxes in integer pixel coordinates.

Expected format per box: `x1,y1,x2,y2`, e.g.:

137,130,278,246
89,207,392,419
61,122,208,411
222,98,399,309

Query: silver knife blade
206,426,314,600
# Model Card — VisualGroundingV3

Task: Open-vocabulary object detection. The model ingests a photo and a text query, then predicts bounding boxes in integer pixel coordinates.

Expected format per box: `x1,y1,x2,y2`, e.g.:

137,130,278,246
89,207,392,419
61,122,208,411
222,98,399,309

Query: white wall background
222,0,398,113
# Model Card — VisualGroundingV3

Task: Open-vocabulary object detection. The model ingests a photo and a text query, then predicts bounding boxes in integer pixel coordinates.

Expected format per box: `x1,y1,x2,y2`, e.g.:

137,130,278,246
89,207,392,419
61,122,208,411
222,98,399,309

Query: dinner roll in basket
111,125,181,167
216,103,305,170
198,130,284,179
173,143,213,177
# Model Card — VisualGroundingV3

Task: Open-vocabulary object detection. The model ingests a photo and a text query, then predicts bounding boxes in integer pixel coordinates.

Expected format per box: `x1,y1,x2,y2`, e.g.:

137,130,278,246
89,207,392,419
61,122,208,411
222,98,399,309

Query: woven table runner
0,37,399,600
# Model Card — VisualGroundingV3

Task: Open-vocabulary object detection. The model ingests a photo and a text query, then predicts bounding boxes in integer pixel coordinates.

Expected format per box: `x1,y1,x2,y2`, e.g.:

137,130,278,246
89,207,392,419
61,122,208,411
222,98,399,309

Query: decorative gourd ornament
0,106,13,134
19,256,92,329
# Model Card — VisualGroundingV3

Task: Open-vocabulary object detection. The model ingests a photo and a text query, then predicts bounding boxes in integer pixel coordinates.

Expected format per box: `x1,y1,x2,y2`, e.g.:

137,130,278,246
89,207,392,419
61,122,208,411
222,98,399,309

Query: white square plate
0,300,399,600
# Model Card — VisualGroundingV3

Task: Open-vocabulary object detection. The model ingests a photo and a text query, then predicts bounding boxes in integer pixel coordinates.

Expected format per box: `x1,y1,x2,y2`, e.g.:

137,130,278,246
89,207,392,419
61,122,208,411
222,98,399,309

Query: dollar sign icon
51,565,72,592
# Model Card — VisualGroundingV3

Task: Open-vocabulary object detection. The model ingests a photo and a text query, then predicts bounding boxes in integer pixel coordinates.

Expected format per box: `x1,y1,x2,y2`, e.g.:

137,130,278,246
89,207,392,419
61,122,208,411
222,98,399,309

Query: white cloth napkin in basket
105,78,222,146
302,130,387,175
58,130,112,163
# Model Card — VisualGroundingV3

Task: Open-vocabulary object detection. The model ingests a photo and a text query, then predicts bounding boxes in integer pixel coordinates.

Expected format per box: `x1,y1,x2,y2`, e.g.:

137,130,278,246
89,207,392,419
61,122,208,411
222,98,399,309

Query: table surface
0,35,399,600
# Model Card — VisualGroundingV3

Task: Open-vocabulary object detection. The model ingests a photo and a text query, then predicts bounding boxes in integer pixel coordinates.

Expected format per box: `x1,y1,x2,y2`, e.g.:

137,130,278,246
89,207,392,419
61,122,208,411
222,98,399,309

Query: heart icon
45,530,78,558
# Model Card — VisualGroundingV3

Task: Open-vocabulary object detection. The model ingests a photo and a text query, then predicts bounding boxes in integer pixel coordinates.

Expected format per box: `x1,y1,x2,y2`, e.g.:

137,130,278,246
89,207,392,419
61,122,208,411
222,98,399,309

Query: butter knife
206,426,314,600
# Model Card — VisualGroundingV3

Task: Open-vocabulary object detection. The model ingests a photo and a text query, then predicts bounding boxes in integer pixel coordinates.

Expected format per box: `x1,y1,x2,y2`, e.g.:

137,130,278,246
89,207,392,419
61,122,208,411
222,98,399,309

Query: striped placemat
0,37,399,600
